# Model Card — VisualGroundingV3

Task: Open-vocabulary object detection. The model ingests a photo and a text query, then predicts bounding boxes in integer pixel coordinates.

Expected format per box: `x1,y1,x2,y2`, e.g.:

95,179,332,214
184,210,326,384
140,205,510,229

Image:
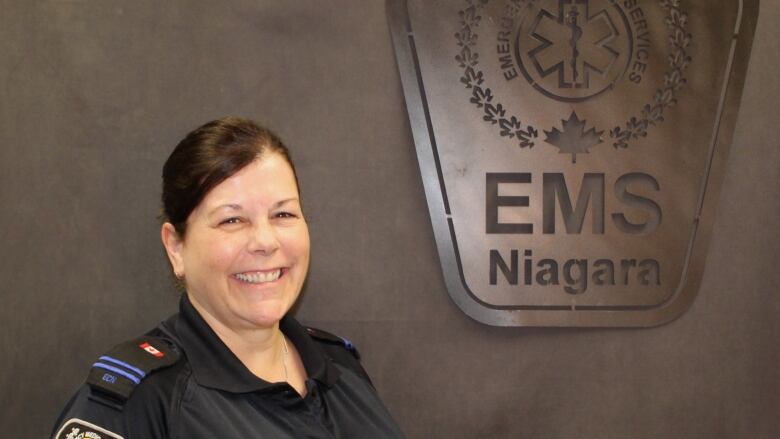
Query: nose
247,220,280,254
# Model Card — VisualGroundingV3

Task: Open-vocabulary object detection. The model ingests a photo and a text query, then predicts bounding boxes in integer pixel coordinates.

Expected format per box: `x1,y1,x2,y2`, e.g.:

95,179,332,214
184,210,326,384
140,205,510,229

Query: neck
188,296,288,383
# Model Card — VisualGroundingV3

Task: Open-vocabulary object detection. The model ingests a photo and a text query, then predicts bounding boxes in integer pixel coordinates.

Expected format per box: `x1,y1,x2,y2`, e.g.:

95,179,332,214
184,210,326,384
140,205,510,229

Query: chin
241,304,289,328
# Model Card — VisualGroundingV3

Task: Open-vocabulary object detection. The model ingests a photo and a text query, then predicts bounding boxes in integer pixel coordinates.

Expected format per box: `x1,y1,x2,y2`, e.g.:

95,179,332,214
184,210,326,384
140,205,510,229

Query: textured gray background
0,1,777,438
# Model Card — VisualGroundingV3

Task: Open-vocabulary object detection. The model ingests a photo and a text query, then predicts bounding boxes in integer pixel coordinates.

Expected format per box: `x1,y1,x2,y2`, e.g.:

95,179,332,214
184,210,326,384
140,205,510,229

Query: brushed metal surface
387,0,759,326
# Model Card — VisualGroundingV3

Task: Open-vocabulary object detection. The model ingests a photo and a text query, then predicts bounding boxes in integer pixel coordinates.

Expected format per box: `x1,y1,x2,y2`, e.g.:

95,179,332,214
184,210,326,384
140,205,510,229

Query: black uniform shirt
52,295,405,438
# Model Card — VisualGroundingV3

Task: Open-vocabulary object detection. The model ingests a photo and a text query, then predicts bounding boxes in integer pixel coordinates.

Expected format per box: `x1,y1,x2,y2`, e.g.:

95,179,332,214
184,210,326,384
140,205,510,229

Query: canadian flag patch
139,342,164,358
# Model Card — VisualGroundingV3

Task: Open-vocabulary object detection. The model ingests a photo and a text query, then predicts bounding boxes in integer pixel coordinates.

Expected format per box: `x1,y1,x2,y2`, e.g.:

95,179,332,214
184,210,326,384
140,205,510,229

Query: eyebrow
208,198,300,215
273,198,299,208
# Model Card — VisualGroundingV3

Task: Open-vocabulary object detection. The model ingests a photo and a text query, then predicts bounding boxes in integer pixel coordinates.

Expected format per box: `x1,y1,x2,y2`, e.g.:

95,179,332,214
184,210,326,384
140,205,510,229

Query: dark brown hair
161,116,298,238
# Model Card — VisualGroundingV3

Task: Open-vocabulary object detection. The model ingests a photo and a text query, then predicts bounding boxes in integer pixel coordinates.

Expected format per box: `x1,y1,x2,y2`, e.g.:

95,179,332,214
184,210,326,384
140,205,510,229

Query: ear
161,222,185,278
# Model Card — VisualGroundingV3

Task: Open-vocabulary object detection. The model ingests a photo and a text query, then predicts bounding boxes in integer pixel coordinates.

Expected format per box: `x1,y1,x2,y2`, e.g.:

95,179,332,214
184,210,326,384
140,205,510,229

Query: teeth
234,270,281,284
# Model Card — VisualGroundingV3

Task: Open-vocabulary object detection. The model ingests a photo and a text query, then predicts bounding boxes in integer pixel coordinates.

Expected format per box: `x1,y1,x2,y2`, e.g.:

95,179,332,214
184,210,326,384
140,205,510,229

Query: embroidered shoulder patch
54,419,123,439
86,335,179,403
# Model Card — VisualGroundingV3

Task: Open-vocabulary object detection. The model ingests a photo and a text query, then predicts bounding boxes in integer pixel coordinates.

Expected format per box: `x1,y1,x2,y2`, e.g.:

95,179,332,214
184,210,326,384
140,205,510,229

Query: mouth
232,268,285,284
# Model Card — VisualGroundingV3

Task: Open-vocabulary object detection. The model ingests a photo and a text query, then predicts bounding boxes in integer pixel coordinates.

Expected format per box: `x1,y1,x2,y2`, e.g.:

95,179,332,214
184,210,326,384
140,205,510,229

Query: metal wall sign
387,0,758,326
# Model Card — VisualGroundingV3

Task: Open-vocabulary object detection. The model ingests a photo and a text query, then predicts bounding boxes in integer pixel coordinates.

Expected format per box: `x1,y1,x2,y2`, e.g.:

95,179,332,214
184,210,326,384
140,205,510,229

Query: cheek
294,228,311,260
281,226,310,262
188,235,243,277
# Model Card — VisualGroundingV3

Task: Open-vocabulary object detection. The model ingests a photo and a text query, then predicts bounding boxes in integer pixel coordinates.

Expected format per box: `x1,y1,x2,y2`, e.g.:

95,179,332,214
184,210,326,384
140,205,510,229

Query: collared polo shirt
52,295,405,438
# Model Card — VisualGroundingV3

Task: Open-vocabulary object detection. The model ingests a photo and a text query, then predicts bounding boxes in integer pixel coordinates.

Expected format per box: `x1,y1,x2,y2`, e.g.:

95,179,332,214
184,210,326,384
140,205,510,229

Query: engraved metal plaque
387,0,758,326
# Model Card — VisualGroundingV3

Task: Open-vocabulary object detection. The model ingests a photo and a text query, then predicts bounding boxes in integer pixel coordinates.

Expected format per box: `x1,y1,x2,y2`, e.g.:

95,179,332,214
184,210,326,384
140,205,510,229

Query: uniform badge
86,336,179,403
387,0,758,326
54,419,123,439
139,342,165,358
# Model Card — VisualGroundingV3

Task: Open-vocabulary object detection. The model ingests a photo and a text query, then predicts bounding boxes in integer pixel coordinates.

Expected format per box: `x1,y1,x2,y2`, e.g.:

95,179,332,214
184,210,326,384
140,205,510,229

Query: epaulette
86,335,180,408
306,326,373,386
305,327,361,360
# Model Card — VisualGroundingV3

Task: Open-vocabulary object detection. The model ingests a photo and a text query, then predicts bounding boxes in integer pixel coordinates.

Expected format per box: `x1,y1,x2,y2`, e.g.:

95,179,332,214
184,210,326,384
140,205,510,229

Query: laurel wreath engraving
455,0,692,152
610,0,692,148
455,0,539,148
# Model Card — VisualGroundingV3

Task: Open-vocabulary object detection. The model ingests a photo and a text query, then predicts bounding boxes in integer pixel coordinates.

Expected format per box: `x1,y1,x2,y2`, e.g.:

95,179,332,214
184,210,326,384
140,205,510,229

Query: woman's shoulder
304,326,362,358
303,325,374,386
51,325,190,439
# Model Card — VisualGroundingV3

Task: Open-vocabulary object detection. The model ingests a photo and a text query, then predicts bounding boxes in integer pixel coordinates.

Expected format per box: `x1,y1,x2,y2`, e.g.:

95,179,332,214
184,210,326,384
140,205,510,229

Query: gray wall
1,1,777,437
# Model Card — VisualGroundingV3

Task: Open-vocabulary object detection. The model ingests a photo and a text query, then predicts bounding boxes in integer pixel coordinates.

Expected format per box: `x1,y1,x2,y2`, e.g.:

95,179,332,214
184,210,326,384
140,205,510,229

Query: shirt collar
172,294,340,393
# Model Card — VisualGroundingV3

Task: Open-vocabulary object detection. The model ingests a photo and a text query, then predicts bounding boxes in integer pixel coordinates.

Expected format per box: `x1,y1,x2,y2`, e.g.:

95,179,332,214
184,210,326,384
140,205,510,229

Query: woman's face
162,153,310,332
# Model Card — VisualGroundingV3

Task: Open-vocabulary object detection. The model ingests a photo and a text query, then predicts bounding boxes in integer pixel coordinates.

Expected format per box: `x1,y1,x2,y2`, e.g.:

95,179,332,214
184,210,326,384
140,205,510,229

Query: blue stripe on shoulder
98,355,147,378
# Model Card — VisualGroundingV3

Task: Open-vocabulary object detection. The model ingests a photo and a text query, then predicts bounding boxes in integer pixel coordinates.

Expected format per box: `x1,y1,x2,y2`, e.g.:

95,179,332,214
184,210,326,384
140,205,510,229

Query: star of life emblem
387,0,758,326
515,0,633,102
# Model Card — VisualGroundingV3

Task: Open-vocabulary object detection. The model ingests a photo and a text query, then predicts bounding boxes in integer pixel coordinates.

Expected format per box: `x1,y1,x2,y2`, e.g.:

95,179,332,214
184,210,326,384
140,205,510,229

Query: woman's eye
274,211,297,219
220,217,242,225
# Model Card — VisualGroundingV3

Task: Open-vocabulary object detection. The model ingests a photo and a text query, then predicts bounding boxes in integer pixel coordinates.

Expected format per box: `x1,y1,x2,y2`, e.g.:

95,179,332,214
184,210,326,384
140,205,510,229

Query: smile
233,269,283,284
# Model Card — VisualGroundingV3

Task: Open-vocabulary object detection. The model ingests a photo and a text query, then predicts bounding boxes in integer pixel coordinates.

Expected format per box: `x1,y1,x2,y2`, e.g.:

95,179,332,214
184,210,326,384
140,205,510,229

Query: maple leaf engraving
544,111,603,163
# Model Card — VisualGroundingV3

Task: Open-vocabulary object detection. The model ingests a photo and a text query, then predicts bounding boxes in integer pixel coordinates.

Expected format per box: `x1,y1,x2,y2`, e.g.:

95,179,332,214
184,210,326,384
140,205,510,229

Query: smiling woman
51,117,405,439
